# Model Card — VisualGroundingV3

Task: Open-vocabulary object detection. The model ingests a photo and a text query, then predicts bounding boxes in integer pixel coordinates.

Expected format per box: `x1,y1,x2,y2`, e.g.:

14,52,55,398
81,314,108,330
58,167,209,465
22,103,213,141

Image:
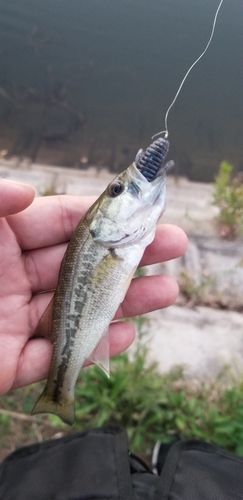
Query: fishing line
152,0,225,140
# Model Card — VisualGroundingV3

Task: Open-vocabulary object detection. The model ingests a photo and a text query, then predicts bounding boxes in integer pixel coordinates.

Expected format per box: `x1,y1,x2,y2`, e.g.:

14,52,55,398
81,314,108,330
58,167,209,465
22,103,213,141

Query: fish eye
108,181,124,197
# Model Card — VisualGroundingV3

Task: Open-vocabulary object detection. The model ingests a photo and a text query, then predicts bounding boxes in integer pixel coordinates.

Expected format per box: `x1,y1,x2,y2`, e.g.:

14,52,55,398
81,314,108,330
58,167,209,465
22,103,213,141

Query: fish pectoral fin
33,297,54,340
87,329,110,377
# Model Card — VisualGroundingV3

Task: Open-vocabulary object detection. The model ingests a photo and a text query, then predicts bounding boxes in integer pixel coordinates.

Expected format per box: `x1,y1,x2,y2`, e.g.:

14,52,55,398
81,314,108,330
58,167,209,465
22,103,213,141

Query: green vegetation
71,332,243,455
2,318,243,459
213,161,243,239
40,187,59,196
40,184,61,196
178,270,216,307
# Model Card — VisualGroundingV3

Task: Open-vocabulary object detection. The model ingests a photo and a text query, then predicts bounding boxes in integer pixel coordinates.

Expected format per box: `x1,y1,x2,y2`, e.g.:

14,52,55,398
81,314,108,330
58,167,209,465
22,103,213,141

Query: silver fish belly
32,138,173,425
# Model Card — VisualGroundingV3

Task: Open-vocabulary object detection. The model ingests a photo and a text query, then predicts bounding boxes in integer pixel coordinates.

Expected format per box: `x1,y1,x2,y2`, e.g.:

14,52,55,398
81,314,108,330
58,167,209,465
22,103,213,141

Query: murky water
0,0,242,181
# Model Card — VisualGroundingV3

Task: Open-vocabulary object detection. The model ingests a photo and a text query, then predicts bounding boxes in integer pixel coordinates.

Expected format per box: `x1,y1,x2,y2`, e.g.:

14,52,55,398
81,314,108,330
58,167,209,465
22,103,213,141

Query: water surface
0,0,242,181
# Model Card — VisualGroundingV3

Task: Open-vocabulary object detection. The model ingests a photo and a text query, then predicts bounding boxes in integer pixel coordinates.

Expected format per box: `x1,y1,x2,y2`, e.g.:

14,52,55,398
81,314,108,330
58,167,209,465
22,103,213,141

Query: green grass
71,351,243,456
213,161,243,239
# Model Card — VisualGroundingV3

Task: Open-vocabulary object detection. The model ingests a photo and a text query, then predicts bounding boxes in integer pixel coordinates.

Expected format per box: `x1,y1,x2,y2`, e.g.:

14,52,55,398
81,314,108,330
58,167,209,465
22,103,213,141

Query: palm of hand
0,214,35,393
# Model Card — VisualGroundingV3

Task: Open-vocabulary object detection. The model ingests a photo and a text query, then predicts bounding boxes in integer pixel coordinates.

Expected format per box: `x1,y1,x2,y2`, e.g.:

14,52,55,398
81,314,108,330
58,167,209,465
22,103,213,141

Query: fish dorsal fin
87,329,110,377
33,297,54,340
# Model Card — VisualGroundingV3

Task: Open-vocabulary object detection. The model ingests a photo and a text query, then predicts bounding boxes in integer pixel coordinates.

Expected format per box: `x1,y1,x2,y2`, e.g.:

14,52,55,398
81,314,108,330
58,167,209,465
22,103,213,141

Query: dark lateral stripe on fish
136,138,169,182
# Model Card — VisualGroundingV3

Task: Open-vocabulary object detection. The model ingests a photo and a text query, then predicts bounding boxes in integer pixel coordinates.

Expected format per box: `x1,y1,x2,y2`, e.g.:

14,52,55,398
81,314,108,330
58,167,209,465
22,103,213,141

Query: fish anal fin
87,269,136,377
33,297,54,340
88,329,110,377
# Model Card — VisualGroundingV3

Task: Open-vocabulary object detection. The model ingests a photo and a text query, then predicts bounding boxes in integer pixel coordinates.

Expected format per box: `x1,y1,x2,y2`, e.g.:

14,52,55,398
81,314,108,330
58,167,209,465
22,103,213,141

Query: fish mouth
135,137,171,182
90,219,147,248
107,226,148,247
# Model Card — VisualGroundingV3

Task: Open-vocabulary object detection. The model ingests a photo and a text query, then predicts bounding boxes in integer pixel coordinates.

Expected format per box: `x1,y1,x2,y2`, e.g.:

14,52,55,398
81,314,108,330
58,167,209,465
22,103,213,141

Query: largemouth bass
32,137,173,425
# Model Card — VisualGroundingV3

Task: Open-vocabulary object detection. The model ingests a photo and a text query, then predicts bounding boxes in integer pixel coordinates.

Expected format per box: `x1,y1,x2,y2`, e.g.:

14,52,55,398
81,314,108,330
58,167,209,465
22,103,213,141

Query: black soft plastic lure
135,137,170,182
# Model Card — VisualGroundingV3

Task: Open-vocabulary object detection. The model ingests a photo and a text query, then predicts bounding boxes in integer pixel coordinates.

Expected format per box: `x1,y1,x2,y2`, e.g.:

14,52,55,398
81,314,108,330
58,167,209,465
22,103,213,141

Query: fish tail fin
32,388,75,426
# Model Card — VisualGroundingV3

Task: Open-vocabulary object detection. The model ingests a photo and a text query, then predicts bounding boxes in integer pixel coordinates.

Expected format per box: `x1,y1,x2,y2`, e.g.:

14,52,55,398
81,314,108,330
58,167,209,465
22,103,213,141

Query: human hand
0,179,187,395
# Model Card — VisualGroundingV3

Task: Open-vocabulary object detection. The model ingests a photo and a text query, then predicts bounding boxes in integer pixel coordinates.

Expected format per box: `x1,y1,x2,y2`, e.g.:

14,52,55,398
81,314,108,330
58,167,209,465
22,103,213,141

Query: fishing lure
135,137,170,182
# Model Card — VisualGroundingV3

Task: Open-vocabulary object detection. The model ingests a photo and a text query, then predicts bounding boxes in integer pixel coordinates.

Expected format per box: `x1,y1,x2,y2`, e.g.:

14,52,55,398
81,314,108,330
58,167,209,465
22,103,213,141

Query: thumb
0,179,35,217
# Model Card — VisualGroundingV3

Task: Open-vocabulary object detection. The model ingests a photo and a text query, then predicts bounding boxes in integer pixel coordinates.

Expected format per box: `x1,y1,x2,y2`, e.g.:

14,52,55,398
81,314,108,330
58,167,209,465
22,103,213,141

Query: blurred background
0,0,242,181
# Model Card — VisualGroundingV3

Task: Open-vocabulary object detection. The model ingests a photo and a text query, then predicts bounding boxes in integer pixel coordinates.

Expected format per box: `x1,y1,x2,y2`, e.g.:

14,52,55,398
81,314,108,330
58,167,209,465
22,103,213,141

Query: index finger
7,195,96,250
24,224,187,294
140,224,188,266
8,195,187,264
0,179,35,217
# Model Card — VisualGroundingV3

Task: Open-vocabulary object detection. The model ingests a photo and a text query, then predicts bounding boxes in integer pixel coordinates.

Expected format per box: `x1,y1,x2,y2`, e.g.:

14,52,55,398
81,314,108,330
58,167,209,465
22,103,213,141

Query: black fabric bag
1,425,243,500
